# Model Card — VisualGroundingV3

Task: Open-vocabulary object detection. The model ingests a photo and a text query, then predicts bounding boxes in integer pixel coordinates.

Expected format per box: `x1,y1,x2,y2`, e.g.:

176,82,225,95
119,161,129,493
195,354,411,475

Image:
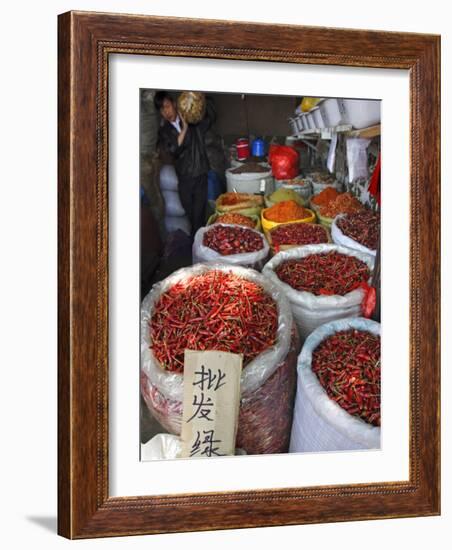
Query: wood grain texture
57,11,441,539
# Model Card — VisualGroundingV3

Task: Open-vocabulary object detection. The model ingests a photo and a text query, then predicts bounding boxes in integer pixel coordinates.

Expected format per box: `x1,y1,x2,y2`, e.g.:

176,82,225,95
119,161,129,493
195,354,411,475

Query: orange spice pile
319,192,363,218
311,187,340,207
264,200,311,223
214,213,256,228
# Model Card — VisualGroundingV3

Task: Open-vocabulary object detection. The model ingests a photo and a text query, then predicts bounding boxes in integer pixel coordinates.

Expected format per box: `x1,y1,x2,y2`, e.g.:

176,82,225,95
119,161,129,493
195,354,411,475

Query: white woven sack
162,189,185,217
262,244,374,340
192,224,269,269
159,164,178,191
331,215,377,257
164,215,191,235
289,317,381,452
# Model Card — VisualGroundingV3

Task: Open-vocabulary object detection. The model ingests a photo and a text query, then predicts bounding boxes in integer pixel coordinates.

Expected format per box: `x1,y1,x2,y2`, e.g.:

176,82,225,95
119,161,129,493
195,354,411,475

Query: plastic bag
159,164,178,192
162,189,185,217
140,433,248,460
268,145,299,180
346,137,371,183
331,214,377,257
141,434,182,460
289,317,381,452
262,244,375,340
192,224,269,270
140,263,297,454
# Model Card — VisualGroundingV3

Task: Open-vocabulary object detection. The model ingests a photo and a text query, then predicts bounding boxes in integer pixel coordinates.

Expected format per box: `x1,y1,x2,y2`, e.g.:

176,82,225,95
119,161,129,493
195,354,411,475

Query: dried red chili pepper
150,270,278,372
270,223,329,248
311,329,380,426
337,210,380,251
203,225,264,255
275,251,370,296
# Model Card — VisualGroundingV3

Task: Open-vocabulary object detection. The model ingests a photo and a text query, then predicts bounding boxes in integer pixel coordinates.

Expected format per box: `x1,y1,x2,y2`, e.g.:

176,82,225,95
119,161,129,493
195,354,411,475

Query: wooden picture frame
58,11,440,539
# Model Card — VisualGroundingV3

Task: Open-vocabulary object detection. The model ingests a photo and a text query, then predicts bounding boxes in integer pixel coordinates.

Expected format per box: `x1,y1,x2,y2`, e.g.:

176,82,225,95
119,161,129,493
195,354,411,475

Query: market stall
139,90,381,459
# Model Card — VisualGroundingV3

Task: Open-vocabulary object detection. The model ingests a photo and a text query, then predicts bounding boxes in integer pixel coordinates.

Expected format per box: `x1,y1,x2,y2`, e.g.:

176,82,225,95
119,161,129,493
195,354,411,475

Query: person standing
154,91,214,236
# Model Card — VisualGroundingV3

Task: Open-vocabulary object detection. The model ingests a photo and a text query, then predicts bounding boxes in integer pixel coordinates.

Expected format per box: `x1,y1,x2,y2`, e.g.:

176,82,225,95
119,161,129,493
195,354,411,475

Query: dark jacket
157,101,215,179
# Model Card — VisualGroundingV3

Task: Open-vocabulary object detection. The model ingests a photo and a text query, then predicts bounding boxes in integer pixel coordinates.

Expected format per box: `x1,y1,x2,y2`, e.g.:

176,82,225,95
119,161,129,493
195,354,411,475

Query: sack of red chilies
140,264,301,455
268,145,300,180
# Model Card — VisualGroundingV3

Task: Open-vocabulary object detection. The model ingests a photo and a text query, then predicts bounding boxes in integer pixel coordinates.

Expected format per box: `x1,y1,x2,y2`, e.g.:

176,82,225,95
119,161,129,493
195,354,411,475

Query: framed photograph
58,11,440,538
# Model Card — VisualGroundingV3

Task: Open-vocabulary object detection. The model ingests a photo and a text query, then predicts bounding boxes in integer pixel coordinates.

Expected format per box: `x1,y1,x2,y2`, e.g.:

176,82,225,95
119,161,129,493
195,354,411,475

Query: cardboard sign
180,350,242,458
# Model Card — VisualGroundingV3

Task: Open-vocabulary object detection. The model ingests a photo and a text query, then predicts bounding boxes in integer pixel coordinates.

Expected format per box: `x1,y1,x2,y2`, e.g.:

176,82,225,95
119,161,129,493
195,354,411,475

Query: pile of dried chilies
319,192,363,218
270,223,329,248
150,270,278,372
311,329,381,426
203,225,264,255
264,200,312,223
311,187,340,207
337,210,380,250
213,212,256,229
275,251,370,295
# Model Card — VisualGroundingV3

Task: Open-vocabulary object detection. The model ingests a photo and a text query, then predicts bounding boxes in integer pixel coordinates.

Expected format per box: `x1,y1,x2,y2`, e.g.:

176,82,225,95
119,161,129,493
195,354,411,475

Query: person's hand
177,112,188,146
179,112,188,132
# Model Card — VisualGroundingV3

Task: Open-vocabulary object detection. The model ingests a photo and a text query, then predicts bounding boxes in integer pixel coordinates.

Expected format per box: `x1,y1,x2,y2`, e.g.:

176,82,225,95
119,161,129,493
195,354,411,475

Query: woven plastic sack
274,178,312,202
289,317,381,452
140,263,297,455
216,193,264,214
331,214,377,257
162,189,185,217
262,244,375,341
159,164,178,192
177,91,206,124
192,224,269,270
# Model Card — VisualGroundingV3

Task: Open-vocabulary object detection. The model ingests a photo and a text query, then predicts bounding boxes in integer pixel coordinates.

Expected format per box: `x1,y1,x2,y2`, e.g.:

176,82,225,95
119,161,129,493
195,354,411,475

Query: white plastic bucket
226,167,274,195
342,99,381,129
319,98,347,127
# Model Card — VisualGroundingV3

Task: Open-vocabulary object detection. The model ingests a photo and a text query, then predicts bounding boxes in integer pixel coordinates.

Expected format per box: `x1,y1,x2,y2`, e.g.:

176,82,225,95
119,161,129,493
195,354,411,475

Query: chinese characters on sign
181,351,242,458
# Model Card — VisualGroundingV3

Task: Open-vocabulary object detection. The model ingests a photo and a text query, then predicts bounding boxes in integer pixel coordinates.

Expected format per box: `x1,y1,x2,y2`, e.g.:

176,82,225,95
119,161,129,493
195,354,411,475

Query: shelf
291,124,352,139
346,124,381,138
290,123,380,140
